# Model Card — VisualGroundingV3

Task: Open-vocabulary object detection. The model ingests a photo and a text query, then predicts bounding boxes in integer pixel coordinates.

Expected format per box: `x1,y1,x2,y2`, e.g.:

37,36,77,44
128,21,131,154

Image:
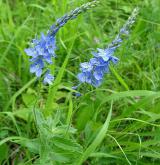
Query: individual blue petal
90,58,99,65
80,62,93,72
43,71,54,85
102,64,109,73
30,58,44,77
41,32,46,41
92,79,102,87
47,46,56,56
35,68,42,77
94,48,110,62
30,63,42,77
97,48,105,53
46,35,55,45
105,48,114,55
30,63,38,73
110,56,119,64
44,55,52,64
35,45,44,55
85,72,92,84
100,55,109,62
25,48,36,57
77,72,92,84
37,59,44,68
93,71,103,80
77,73,86,82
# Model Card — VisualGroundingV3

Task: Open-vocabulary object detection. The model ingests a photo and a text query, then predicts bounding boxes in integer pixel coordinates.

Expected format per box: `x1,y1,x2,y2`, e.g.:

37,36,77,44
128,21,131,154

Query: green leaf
0,143,8,164
53,136,83,154
77,102,113,164
22,93,37,107
14,108,33,121
15,138,40,154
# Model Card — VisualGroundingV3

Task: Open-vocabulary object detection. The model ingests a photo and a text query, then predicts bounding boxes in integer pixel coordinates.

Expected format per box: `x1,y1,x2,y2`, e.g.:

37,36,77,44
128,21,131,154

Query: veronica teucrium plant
77,7,139,87
24,0,99,85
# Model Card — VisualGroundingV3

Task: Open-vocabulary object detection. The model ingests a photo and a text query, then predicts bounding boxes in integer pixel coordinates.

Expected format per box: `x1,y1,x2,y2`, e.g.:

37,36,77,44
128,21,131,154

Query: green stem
45,38,76,115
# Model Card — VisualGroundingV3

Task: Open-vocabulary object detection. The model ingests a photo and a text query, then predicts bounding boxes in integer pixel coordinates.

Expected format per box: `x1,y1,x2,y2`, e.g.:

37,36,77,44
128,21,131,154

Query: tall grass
0,0,160,164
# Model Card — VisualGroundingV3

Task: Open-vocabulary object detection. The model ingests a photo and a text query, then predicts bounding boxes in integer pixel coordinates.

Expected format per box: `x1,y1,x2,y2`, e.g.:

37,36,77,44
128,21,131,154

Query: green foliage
0,0,160,164
0,143,9,164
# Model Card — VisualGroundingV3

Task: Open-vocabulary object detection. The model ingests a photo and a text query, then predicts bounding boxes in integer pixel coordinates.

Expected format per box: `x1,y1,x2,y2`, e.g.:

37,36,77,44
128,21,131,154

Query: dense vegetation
0,0,160,164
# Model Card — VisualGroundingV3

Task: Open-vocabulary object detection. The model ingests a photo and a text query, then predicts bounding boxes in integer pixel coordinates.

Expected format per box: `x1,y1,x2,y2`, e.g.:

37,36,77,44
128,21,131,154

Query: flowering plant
77,7,139,87
25,1,99,84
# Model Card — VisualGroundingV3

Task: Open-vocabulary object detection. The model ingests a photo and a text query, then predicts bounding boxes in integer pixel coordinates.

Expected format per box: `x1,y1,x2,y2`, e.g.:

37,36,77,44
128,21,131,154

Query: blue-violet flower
77,7,139,87
25,0,99,85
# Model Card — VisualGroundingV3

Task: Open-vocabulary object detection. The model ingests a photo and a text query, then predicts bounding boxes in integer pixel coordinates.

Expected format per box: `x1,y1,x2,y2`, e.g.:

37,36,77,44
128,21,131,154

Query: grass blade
77,101,113,165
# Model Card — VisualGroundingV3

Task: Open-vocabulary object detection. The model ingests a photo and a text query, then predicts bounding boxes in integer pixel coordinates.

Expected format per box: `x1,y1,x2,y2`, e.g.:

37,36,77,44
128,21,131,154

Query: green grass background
0,0,160,164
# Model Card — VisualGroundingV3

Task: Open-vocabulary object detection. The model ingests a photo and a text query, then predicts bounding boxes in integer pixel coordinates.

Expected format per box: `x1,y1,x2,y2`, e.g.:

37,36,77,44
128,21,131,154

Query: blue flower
30,58,44,77
25,33,56,84
43,70,54,85
77,7,139,87
78,72,92,83
25,1,99,85
80,62,93,72
77,48,119,87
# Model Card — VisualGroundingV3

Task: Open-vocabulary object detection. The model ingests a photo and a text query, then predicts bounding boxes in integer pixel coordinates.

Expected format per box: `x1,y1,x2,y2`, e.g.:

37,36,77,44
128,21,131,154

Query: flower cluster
25,0,99,85
78,48,119,87
25,33,56,84
49,0,99,36
108,7,139,49
77,7,139,87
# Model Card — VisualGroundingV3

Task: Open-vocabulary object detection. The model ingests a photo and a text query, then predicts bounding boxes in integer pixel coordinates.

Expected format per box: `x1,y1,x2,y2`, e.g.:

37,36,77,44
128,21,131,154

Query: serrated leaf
15,138,40,154
53,136,83,153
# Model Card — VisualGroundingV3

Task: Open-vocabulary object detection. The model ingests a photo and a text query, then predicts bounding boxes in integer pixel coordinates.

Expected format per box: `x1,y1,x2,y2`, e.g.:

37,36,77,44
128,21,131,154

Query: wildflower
77,7,139,87
43,70,54,85
30,58,44,77
49,0,99,36
25,33,56,84
78,48,119,87
25,0,99,85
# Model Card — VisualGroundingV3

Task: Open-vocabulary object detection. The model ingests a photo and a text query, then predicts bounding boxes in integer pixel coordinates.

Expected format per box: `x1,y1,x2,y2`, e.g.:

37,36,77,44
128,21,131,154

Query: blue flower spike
78,48,118,87
25,0,99,85
77,7,139,87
